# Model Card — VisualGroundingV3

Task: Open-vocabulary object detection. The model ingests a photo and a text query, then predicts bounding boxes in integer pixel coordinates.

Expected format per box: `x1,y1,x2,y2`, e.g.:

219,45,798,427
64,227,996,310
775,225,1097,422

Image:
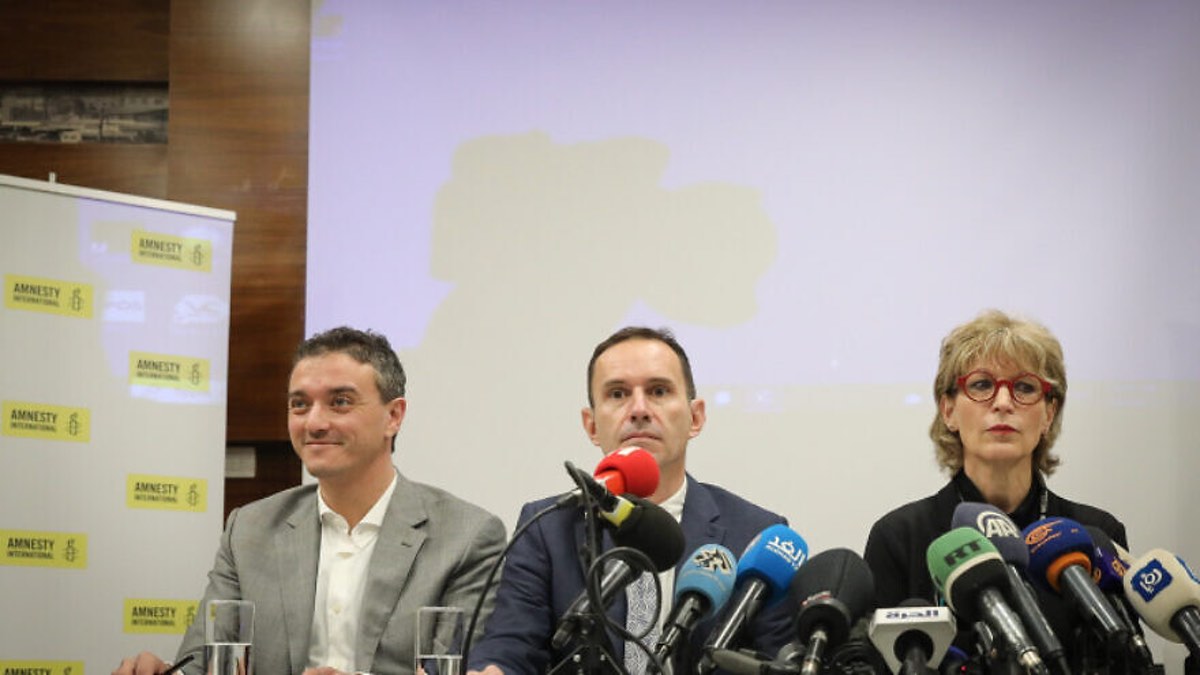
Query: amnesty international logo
4,274,93,318
0,661,84,674
132,229,213,272
124,598,199,634
2,401,90,442
129,351,210,391
127,474,208,512
1,529,87,569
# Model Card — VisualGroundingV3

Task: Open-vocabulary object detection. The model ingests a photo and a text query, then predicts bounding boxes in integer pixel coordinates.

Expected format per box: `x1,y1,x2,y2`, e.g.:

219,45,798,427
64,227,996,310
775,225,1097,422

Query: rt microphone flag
951,502,1068,672
927,527,1048,675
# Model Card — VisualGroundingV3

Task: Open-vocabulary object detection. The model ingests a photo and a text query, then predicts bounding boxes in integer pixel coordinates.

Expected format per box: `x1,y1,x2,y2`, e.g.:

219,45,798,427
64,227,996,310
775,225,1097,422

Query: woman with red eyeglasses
863,310,1129,672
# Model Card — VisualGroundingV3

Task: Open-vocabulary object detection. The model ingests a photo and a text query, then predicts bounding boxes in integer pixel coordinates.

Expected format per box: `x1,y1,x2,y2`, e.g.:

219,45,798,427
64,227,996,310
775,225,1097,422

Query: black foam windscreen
945,556,1008,623
897,598,938,658
790,547,876,646
611,495,685,571
1085,525,1115,551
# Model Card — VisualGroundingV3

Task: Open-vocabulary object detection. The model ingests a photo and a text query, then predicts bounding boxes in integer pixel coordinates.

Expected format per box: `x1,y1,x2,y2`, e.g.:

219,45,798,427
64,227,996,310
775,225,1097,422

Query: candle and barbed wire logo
63,538,79,563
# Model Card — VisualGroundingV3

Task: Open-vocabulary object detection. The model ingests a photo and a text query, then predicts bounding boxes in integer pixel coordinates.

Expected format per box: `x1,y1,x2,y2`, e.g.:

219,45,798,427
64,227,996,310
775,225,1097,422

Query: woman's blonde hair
930,310,1066,475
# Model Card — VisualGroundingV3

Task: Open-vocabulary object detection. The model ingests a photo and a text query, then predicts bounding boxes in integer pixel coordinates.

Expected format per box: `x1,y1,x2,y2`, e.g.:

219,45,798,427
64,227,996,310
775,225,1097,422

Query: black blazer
863,469,1127,669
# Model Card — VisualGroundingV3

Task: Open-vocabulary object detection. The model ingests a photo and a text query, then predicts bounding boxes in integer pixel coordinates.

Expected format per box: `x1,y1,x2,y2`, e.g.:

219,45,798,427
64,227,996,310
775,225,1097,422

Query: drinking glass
414,606,464,675
204,599,253,675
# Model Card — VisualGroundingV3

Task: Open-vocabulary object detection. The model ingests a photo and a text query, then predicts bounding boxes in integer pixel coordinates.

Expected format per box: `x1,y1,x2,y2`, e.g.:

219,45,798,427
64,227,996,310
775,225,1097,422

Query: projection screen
307,4,1200,665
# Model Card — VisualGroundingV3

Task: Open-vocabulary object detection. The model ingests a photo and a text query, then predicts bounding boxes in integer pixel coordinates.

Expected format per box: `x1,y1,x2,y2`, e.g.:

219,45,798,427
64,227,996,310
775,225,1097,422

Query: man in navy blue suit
468,326,795,675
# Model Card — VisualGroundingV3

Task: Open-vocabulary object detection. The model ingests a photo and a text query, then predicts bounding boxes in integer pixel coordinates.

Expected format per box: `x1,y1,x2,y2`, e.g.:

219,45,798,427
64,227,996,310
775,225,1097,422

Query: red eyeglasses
955,370,1053,405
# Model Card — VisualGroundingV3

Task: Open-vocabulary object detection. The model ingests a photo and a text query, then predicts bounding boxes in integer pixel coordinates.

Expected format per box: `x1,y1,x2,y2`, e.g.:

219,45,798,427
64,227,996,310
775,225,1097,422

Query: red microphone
594,446,659,498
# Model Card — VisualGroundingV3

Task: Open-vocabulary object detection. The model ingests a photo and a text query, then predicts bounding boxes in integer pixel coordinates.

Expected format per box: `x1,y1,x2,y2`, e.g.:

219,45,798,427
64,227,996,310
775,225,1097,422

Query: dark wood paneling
224,441,302,521
0,0,169,82
0,143,168,198
167,0,309,443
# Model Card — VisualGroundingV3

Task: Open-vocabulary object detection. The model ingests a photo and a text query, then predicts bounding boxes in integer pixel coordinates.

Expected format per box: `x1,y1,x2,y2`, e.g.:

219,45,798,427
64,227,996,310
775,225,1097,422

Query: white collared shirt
306,470,398,671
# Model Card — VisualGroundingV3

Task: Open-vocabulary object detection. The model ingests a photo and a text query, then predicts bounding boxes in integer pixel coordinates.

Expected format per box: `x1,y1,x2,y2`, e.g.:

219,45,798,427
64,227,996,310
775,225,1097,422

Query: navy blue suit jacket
469,474,796,675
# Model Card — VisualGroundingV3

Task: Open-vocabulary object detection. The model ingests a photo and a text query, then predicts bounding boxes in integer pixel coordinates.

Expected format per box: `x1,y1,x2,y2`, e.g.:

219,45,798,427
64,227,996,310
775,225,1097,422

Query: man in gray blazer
115,326,507,675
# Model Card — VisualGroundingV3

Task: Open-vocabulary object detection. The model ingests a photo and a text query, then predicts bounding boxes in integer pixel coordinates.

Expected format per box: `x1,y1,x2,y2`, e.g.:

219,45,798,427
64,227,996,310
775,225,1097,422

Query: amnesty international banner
0,174,234,670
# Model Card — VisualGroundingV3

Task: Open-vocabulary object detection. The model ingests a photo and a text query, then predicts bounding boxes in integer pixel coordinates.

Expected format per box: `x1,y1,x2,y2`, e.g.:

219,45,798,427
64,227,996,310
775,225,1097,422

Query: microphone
594,446,660,496
1024,518,1130,649
868,600,955,674
926,527,1049,675
1122,548,1200,660
698,524,809,674
1084,525,1154,667
653,544,737,664
950,502,1070,674
790,548,876,675
557,447,659,527
550,496,685,650
708,641,803,675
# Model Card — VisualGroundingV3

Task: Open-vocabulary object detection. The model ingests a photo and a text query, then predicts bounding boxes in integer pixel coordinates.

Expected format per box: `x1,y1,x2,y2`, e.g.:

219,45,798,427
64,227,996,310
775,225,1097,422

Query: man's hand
111,652,168,675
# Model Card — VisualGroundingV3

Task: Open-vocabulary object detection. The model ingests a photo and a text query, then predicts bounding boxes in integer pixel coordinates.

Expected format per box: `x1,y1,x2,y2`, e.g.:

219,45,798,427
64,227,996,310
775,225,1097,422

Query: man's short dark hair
586,326,696,407
294,326,407,401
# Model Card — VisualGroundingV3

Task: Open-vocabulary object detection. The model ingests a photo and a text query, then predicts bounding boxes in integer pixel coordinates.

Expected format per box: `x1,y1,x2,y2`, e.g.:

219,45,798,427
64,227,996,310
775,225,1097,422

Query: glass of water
204,599,254,675
415,606,464,675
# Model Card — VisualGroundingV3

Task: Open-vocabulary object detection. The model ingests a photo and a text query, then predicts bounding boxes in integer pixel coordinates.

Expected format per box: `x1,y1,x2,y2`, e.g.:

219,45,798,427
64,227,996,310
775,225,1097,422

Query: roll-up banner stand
0,174,234,673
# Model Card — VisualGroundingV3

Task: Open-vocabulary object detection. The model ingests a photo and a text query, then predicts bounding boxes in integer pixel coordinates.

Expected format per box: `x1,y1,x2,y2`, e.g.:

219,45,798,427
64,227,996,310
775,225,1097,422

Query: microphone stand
549,546,664,675
549,463,670,675
549,463,624,675
1071,621,1158,675
1070,621,1105,675
549,626,624,675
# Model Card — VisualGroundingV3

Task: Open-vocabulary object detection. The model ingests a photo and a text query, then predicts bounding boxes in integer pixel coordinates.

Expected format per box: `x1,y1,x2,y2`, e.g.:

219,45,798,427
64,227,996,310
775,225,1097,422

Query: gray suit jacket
175,472,506,675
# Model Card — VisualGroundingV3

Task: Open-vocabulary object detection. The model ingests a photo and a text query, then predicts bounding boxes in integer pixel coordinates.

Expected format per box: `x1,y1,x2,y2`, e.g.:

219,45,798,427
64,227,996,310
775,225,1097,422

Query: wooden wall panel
167,0,309,446
0,144,168,198
224,441,302,521
0,0,169,82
